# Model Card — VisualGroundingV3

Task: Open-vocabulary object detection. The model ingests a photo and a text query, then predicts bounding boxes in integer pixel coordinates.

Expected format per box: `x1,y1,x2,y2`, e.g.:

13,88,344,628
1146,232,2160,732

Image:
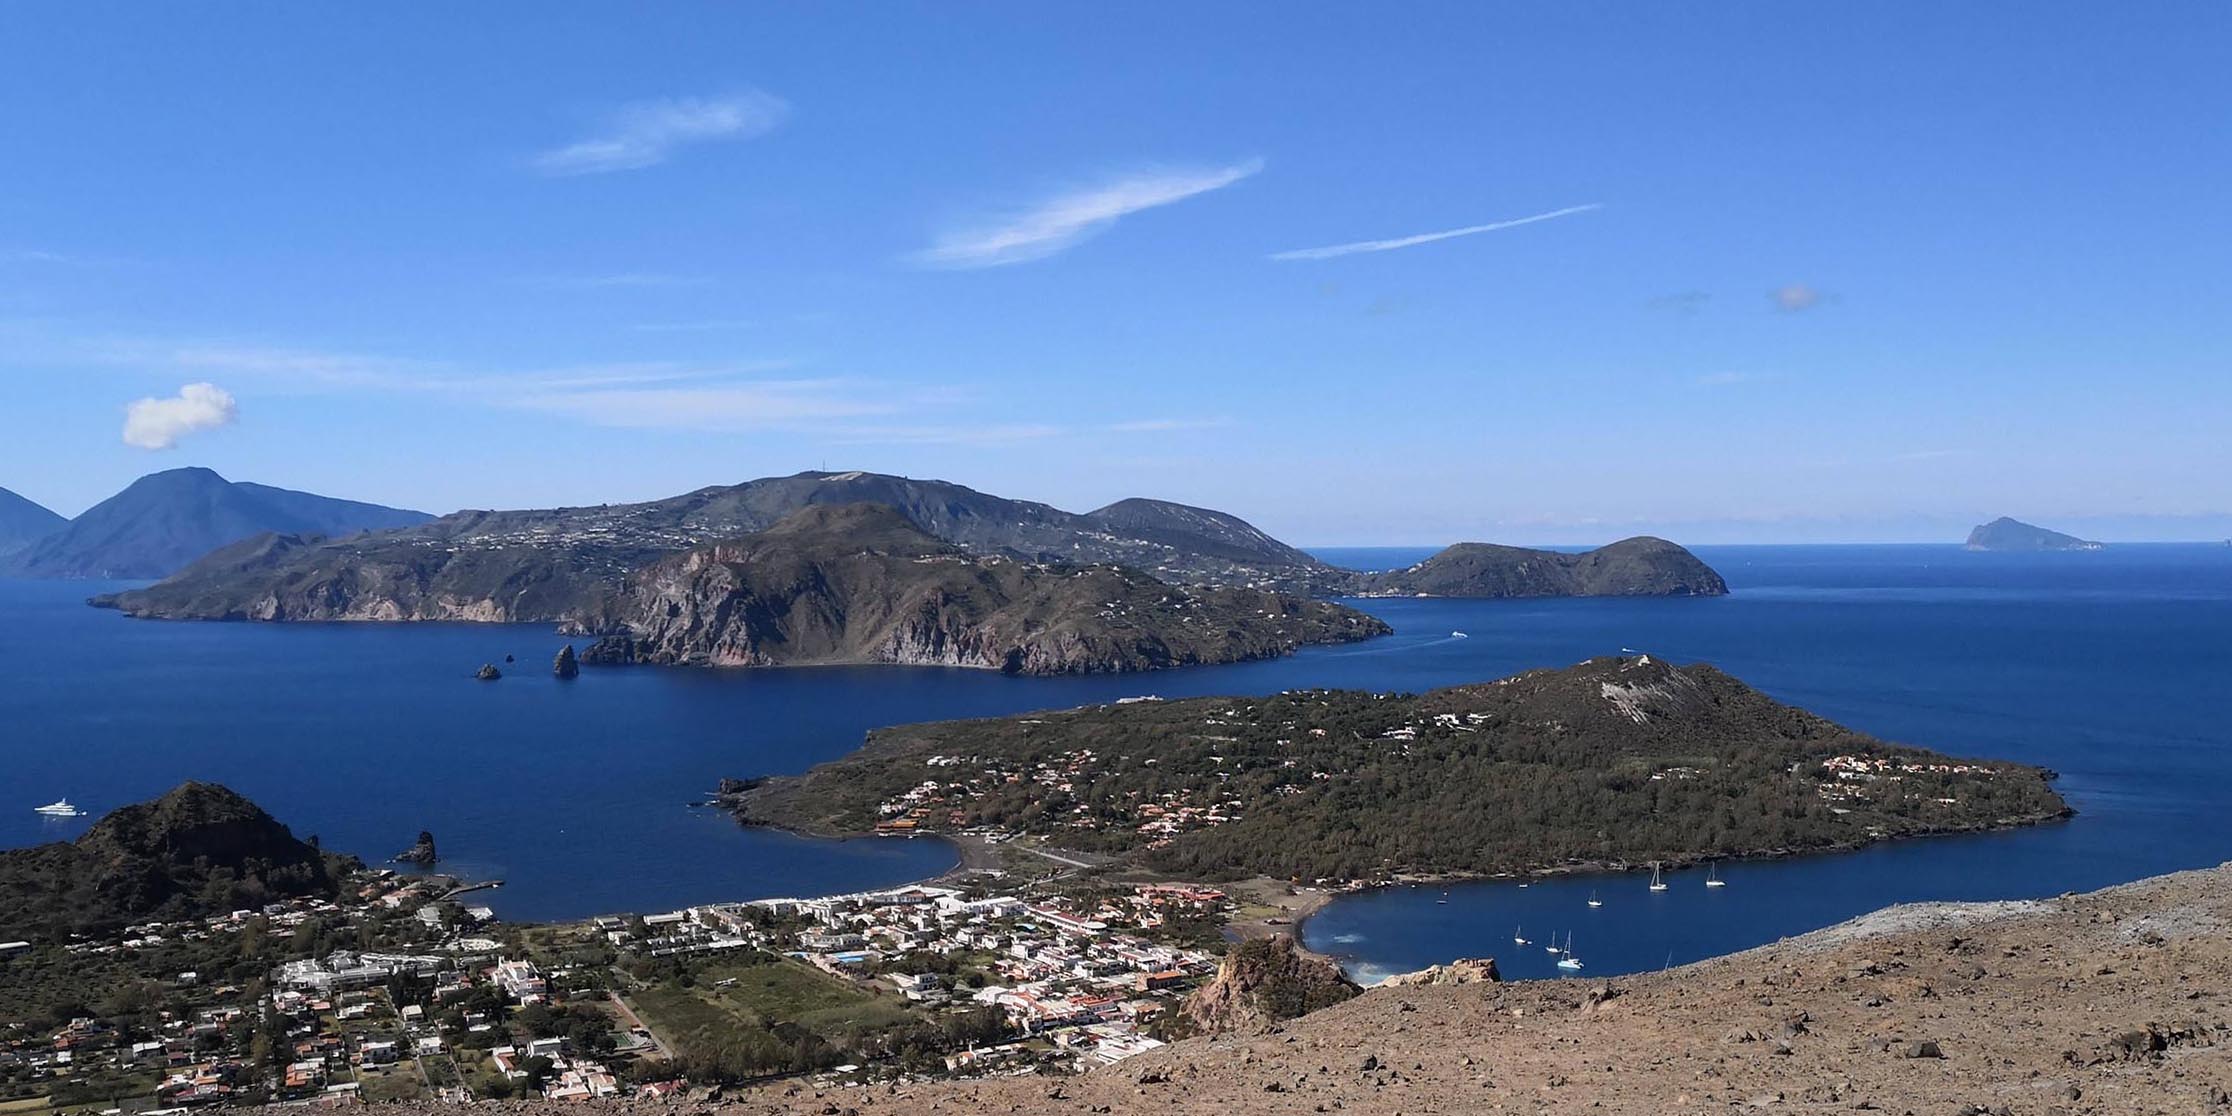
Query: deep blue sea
5,544,2229,980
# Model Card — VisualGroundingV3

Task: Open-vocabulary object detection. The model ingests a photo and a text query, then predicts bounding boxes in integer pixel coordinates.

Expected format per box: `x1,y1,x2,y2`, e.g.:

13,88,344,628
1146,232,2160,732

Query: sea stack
554,644,580,679
393,830,438,866
474,663,502,681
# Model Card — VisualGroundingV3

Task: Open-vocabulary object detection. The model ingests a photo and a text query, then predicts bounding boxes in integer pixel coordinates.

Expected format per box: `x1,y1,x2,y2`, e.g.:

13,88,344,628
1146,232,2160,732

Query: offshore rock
392,830,438,866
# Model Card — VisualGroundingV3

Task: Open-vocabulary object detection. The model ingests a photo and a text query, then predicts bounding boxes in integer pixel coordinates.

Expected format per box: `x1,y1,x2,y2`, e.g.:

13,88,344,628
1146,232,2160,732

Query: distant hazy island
1,467,428,579
733,656,2068,882
1965,516,2104,552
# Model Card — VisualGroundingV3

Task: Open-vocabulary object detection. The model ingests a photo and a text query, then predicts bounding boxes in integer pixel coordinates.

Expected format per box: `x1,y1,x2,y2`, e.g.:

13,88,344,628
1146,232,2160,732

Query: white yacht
1648,862,1669,892
1513,925,1529,946
1556,932,1584,971
35,799,83,817
1706,863,1728,888
1586,890,1603,908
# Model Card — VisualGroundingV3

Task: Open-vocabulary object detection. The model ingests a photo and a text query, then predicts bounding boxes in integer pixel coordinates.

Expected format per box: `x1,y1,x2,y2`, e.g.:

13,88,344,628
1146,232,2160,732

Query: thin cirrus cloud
122,382,238,450
912,159,1265,269
1269,204,1602,261
532,91,788,176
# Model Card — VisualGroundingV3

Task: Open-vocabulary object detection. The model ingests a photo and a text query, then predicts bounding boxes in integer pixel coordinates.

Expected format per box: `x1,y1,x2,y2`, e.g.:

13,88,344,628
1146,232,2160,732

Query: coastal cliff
1361,536,1728,598
572,505,1389,675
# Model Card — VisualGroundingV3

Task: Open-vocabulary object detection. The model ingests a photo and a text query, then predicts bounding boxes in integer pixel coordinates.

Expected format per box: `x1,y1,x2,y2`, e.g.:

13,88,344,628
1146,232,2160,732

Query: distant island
2,467,428,579
571,504,1389,675
1965,516,2104,552
732,656,2068,882
1360,536,1728,598
0,485,66,558
91,470,1729,633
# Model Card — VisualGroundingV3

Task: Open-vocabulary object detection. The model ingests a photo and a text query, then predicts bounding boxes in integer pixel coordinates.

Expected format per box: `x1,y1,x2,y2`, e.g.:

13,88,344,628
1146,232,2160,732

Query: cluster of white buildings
617,882,1226,1069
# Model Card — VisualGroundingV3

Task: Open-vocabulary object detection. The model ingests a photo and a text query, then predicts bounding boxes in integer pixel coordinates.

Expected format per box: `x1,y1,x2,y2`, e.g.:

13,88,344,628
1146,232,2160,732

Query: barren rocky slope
359,863,2231,1115
570,505,1387,675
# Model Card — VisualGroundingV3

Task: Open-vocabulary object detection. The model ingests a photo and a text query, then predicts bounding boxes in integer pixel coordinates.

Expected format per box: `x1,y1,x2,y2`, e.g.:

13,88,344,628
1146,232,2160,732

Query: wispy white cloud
913,160,1264,269
3,249,72,264
533,91,788,176
515,380,894,431
1106,417,1231,433
1269,204,1601,261
1773,283,1824,312
123,382,237,450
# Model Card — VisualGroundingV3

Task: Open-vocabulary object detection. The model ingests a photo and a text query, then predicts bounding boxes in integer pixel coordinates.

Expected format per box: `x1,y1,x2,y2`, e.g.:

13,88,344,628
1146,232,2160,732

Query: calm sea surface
5,544,2228,979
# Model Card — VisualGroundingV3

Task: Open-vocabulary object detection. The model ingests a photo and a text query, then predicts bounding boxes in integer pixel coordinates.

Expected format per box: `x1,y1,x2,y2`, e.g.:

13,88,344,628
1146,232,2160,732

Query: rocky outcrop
572,504,1387,676
474,663,502,681
1182,936,1359,1033
1378,957,1502,987
393,831,439,866
0,783,342,940
1363,536,1728,598
553,645,580,679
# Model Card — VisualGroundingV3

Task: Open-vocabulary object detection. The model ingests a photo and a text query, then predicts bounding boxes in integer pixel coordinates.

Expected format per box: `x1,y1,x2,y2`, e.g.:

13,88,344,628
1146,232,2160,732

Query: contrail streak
1269,203,1602,261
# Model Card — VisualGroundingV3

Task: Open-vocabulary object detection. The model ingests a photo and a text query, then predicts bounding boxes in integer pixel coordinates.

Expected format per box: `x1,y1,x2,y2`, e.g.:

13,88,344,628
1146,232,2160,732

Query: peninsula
734,656,2067,881
1965,516,2105,551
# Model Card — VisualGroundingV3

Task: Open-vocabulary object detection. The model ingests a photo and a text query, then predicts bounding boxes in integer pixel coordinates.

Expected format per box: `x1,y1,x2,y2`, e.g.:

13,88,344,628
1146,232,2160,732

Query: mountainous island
0,484,66,557
572,504,1387,675
1360,536,1728,597
0,782,348,942
3,467,429,579
93,470,1726,630
735,656,2066,881
1965,516,2105,552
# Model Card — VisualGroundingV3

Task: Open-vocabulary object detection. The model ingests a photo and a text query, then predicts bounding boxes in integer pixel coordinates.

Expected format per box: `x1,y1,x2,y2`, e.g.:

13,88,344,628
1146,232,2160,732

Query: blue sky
3,3,2227,543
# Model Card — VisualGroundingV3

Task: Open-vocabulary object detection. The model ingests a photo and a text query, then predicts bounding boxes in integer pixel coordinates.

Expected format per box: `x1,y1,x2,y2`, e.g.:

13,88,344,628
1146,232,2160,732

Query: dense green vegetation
0,783,351,942
742,657,2068,881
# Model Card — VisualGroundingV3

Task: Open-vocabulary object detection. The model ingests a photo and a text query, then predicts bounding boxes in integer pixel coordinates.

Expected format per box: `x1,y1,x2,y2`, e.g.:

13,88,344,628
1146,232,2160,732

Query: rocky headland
570,505,1388,675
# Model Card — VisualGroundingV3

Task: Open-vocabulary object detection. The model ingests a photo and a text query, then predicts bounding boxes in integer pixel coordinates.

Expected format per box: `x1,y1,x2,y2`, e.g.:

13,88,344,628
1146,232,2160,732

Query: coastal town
0,861,1233,1111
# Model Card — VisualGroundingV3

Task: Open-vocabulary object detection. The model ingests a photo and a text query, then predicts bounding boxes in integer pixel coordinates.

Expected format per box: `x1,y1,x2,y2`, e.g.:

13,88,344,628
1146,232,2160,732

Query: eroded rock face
573,505,1387,676
1182,936,1359,1033
1380,957,1503,987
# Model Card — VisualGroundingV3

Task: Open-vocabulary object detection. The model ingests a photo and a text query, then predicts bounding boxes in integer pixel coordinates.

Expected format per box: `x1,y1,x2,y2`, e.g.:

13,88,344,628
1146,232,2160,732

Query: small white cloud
123,382,238,450
914,160,1263,269
533,92,788,176
1773,283,1824,312
1269,204,1600,261
513,380,892,432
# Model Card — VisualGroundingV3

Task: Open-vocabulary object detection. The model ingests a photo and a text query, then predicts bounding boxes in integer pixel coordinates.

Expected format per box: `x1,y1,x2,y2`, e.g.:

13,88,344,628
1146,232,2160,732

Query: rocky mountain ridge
570,504,1389,675
89,470,1732,624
